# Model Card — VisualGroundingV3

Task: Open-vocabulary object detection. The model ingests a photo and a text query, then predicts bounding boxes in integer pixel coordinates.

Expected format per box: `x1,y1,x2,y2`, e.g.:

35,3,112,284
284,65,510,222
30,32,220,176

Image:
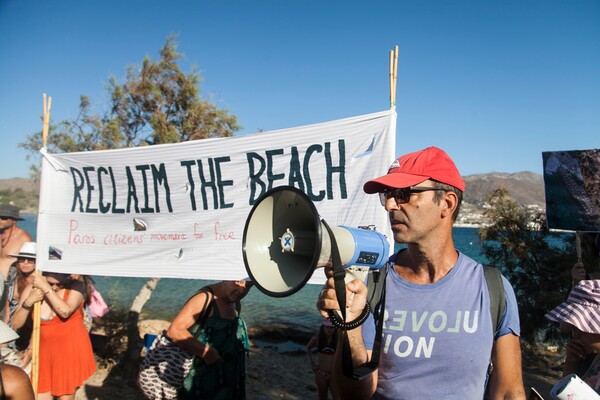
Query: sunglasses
379,187,446,207
17,257,36,264
48,280,64,288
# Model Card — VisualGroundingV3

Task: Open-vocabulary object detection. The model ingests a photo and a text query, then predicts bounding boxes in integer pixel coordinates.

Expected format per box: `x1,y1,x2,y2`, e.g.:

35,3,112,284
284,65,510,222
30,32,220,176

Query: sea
18,214,506,332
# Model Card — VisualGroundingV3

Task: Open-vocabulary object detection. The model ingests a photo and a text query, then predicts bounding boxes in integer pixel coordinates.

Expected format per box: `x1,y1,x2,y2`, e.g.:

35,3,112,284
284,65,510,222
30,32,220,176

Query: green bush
0,189,38,211
478,188,574,344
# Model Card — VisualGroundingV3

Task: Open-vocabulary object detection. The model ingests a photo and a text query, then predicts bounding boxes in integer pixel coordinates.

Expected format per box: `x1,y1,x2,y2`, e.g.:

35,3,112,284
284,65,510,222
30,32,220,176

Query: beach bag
137,288,214,400
137,332,196,399
88,285,109,318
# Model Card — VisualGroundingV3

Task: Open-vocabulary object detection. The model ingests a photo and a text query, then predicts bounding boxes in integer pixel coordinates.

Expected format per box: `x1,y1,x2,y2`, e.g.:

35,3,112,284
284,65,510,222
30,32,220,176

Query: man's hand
317,267,369,322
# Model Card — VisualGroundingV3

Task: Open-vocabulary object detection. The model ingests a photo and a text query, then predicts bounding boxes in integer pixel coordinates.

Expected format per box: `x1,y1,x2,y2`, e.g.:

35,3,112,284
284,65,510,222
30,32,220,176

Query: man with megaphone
317,147,526,400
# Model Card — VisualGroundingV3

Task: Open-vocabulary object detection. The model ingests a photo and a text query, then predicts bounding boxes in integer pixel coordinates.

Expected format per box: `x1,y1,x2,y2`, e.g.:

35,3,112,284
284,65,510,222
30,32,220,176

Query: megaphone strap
320,218,356,378
320,219,347,321
348,263,388,381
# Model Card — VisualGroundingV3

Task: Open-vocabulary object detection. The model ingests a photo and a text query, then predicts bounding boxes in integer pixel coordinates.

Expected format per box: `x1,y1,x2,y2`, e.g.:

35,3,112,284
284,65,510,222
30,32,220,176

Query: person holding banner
317,146,525,399
5,242,37,348
6,242,38,319
0,205,32,324
12,272,96,399
0,242,38,374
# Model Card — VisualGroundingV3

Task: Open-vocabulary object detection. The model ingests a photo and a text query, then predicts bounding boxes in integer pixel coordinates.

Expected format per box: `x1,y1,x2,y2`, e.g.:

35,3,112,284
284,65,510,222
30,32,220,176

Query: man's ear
440,191,458,219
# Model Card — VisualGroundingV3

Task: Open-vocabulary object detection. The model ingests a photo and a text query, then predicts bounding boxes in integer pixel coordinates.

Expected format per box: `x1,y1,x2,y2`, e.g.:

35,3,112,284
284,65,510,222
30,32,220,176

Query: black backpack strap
366,269,384,316
483,266,506,333
191,287,215,340
367,253,395,315
482,265,507,399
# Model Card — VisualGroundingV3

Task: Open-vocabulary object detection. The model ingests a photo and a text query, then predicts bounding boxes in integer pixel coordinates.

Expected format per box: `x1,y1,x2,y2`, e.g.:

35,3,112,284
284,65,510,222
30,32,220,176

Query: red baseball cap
363,146,465,193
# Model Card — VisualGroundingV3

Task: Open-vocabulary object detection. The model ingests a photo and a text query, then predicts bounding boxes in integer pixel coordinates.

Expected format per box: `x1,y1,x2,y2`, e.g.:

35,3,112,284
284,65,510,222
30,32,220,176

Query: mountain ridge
0,177,36,192
463,171,545,206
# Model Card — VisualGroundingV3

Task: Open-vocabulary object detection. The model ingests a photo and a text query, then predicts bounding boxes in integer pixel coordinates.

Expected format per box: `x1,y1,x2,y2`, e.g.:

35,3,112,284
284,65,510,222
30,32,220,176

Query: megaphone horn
242,186,389,297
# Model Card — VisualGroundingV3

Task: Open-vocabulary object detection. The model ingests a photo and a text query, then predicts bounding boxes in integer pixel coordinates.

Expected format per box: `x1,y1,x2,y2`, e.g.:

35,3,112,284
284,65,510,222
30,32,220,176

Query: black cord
329,303,371,330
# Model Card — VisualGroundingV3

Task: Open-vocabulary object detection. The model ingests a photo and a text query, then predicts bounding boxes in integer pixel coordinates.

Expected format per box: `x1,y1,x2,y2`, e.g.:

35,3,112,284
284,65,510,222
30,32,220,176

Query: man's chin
391,227,406,239
392,234,408,244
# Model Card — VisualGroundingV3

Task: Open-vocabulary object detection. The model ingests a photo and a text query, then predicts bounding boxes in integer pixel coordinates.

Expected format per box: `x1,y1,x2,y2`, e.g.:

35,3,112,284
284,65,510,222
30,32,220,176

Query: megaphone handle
342,267,369,315
330,267,369,325
321,219,347,321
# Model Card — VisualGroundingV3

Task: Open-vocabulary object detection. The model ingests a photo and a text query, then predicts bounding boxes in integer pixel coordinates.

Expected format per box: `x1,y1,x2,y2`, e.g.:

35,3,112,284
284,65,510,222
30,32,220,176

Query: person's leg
37,392,53,400
315,370,330,400
57,393,75,400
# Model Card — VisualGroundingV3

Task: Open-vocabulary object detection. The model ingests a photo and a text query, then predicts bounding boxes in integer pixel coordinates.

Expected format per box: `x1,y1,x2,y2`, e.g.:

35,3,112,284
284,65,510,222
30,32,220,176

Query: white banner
36,110,396,282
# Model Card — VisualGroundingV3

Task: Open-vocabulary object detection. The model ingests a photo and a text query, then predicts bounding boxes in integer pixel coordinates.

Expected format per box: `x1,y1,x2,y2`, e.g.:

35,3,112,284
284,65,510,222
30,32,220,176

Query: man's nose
385,197,400,212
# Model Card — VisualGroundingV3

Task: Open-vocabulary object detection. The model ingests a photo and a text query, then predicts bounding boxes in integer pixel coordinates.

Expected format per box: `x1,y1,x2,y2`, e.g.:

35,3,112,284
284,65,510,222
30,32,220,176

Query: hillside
0,177,38,212
463,171,545,208
459,171,545,226
0,173,546,223
0,177,36,192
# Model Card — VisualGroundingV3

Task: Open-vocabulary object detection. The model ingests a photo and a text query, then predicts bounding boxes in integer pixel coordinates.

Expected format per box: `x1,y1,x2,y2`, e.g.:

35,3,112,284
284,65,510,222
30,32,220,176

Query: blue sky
0,0,598,179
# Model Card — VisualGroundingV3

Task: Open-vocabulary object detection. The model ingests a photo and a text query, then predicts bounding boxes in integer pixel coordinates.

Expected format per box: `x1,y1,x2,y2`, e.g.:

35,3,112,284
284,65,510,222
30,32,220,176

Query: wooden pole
389,50,394,107
31,93,51,397
31,297,40,396
42,93,51,147
393,45,398,104
389,46,399,108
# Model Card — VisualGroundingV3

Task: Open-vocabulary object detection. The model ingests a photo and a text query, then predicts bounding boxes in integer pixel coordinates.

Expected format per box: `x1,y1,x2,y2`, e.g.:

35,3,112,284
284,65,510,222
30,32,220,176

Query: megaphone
242,186,390,297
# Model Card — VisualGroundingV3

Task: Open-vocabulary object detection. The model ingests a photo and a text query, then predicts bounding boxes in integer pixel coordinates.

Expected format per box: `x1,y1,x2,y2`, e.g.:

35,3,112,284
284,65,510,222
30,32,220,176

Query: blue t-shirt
362,251,520,400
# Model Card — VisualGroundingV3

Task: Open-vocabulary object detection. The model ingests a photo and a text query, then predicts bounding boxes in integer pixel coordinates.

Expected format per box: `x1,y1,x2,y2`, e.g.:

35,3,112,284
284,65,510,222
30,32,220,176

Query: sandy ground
76,346,316,400
73,319,563,400
75,319,316,400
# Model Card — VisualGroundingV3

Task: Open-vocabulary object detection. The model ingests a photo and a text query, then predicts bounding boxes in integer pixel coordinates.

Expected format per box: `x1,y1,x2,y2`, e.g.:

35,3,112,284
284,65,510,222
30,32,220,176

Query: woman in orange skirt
12,272,96,400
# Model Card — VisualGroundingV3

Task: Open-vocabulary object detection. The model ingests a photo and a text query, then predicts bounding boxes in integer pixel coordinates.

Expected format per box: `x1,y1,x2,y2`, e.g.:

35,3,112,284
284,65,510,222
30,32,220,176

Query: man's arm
487,333,526,399
319,277,377,399
332,328,377,399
